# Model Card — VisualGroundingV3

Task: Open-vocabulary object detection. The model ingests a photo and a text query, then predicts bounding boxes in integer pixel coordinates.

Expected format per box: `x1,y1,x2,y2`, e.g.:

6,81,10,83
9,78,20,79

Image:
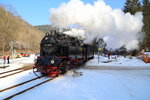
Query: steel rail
0,69,28,78
0,76,43,92
3,77,57,100
0,68,23,75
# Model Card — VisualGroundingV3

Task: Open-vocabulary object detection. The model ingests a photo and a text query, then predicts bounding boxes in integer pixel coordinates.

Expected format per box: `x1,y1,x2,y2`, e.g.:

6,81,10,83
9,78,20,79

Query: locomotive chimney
54,30,57,34
50,30,53,35
46,32,49,36
52,30,56,35
52,30,54,35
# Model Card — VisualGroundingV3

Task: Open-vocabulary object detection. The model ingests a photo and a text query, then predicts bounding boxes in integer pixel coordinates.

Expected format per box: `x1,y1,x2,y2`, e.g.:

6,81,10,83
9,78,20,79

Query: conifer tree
142,0,150,50
123,0,141,15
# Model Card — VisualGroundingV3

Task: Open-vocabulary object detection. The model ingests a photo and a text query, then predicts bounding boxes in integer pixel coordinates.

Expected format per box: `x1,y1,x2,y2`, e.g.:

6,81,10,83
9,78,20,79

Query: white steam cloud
50,0,143,50
63,28,85,38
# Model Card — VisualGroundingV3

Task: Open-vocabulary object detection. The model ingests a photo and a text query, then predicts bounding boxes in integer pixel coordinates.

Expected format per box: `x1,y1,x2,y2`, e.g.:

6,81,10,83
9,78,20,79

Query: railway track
0,68,23,75
0,66,33,78
0,69,29,78
0,76,43,92
82,66,150,70
2,76,57,100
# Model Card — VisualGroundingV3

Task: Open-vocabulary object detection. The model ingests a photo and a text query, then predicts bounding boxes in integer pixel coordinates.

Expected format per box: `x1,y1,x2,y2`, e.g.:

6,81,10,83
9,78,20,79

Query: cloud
50,0,143,50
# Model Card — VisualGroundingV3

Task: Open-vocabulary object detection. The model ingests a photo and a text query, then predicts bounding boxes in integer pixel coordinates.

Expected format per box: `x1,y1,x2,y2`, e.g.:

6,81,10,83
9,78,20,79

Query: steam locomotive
34,30,94,76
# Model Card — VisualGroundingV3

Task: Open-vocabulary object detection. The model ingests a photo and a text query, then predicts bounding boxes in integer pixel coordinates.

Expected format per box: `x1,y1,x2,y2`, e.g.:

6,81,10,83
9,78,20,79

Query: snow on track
0,55,150,100
8,69,150,100
0,70,51,99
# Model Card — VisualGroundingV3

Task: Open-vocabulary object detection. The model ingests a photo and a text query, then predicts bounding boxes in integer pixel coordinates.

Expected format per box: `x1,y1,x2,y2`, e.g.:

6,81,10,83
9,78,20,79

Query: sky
0,0,125,26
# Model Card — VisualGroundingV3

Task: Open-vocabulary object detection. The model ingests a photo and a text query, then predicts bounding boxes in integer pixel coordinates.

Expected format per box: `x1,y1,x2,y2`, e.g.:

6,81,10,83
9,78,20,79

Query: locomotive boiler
34,30,94,76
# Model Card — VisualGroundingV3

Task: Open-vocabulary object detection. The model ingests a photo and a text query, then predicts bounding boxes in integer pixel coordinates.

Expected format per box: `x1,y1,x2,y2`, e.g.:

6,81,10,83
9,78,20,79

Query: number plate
44,44,52,46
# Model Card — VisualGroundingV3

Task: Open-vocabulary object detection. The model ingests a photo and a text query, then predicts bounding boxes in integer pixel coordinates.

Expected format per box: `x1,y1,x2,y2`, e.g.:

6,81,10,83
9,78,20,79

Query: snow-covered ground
0,55,150,100
86,55,150,67
0,54,35,73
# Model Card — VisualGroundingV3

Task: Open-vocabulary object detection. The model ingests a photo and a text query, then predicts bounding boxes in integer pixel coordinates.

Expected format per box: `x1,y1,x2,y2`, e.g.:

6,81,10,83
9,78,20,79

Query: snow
86,55,150,67
0,70,50,99
0,55,150,100
9,70,150,100
144,52,150,57
0,54,35,73
144,52,150,55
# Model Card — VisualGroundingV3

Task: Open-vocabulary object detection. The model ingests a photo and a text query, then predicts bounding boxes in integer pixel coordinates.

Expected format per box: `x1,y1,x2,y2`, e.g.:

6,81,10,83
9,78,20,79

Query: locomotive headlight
51,60,55,64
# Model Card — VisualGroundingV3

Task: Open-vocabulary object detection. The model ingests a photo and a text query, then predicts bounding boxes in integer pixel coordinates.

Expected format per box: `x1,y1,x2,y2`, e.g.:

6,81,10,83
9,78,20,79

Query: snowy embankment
86,55,150,67
0,54,35,73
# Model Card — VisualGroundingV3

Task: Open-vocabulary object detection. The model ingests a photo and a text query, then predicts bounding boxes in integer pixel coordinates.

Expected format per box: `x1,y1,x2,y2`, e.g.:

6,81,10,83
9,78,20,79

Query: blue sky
0,0,125,26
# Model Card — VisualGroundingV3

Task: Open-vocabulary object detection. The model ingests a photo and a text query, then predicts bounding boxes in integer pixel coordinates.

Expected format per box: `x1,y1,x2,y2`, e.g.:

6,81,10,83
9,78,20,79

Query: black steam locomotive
34,30,94,76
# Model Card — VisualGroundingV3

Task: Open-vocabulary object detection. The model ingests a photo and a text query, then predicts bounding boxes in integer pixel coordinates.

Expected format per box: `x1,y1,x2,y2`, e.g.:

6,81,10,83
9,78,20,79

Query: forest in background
0,5,44,56
35,25,55,33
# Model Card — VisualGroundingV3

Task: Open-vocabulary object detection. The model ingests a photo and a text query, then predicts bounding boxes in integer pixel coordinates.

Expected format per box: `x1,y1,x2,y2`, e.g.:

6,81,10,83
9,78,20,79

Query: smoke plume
50,0,143,50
